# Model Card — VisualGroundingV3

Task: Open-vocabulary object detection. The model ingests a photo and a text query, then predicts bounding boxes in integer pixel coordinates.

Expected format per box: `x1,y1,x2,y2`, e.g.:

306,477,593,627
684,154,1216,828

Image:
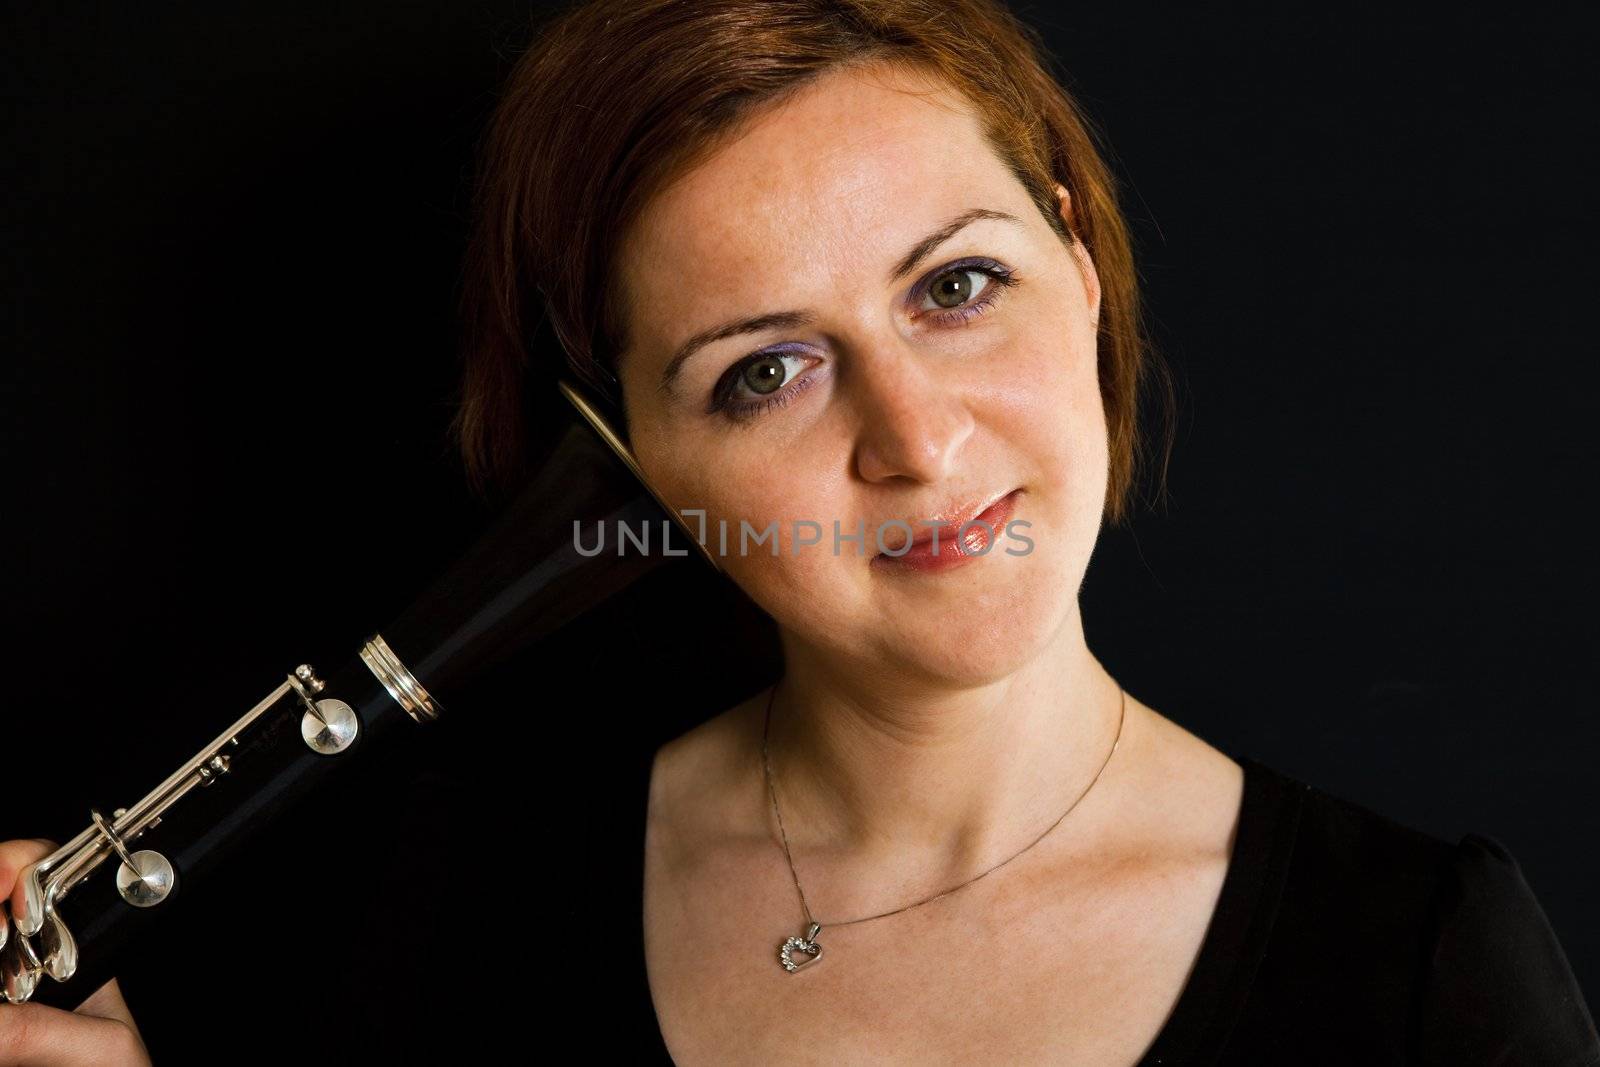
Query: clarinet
0,380,716,1010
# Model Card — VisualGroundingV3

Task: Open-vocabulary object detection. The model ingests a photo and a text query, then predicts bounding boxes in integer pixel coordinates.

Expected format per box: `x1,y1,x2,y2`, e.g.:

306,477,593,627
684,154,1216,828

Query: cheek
992,305,1104,467
656,454,857,616
720,533,854,639
983,309,1109,560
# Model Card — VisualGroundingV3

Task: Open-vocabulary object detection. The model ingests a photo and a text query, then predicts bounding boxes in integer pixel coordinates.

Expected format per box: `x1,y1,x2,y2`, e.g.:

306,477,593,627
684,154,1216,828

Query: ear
1055,183,1101,329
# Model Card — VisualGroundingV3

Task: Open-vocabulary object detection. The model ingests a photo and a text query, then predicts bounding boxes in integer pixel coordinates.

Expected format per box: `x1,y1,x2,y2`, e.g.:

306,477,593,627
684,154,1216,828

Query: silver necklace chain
760,679,1128,972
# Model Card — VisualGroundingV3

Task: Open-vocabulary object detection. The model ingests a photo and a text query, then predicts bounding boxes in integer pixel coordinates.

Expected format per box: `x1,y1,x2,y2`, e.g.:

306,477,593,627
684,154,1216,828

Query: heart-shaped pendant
778,922,823,973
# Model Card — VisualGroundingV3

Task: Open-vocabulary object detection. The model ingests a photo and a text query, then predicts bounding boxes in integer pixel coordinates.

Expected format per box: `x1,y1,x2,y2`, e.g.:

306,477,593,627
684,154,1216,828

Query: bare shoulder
646,689,769,845
1120,693,1246,850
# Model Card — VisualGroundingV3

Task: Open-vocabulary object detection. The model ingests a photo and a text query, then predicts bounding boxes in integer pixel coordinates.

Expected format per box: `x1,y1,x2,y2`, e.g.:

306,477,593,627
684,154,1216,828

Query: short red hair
452,0,1175,528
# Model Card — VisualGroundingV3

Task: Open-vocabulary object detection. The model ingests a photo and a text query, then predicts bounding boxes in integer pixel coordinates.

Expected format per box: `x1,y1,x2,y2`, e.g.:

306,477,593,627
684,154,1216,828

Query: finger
74,976,140,1035
0,839,58,924
0,999,146,1067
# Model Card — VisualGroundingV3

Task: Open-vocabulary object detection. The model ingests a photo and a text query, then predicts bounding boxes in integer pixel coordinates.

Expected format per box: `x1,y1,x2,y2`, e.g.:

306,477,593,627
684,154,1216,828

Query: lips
876,487,1020,556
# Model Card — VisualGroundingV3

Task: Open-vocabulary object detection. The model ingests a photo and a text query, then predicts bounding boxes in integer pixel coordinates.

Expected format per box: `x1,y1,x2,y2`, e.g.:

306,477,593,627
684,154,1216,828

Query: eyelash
710,258,1020,422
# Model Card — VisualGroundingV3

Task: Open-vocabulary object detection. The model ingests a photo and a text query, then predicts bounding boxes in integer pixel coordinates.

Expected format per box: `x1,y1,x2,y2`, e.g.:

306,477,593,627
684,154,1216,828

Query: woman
2,1,1592,1064
449,0,1598,1062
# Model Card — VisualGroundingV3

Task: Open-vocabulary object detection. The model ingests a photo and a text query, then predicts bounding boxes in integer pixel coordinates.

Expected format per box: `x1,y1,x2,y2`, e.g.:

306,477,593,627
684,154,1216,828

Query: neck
763,606,1126,902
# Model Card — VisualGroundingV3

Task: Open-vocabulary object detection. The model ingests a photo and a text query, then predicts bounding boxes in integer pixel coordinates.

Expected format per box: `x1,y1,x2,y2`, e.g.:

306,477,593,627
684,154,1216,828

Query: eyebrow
656,206,1025,396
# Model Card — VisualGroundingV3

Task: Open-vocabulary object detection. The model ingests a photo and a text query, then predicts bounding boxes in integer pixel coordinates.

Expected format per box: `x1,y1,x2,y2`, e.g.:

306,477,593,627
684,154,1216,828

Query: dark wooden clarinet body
1,381,715,1010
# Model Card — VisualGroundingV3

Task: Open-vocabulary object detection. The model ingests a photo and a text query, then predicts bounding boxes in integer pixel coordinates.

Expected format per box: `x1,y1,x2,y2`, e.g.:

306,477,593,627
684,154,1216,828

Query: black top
600,748,1599,1065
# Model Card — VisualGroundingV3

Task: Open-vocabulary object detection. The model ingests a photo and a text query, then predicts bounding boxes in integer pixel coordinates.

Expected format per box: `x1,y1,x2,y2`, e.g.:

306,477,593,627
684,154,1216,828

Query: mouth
872,487,1023,568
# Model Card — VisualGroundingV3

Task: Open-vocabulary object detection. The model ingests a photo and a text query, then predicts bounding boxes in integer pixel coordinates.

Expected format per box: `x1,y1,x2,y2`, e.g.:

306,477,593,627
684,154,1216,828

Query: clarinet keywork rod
1,380,706,1011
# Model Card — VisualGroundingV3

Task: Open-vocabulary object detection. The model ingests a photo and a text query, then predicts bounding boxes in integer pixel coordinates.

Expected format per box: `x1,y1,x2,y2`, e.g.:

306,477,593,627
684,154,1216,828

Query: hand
1,838,152,1065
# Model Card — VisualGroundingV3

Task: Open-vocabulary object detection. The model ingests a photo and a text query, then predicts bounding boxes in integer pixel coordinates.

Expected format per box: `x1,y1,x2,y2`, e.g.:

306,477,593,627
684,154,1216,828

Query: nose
849,337,975,485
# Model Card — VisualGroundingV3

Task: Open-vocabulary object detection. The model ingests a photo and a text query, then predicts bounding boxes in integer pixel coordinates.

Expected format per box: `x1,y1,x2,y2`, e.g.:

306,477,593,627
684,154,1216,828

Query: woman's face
612,62,1107,685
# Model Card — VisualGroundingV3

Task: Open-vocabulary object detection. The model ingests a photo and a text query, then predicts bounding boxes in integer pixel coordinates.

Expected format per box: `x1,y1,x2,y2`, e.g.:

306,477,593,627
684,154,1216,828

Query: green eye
915,259,1018,323
928,268,975,308
711,348,816,420
741,355,787,395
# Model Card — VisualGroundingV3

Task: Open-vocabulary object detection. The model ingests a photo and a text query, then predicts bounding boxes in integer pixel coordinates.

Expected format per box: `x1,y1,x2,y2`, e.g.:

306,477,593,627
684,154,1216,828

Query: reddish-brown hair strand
451,0,1176,527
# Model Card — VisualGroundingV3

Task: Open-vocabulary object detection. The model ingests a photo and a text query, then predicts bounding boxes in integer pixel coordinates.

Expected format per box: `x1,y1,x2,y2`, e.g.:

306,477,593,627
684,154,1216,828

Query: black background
3,1,1595,1058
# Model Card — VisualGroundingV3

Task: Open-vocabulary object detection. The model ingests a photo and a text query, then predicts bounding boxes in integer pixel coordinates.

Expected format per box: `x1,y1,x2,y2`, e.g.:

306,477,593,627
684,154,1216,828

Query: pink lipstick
871,488,1022,575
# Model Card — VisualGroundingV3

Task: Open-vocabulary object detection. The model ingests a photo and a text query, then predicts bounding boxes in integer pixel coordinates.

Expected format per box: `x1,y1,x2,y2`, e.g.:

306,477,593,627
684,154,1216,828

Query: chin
870,574,1077,686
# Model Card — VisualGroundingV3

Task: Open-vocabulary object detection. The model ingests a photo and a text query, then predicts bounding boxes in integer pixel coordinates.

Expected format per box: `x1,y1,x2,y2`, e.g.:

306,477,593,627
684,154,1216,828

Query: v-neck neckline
1133,753,1306,1064
631,750,1306,1065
